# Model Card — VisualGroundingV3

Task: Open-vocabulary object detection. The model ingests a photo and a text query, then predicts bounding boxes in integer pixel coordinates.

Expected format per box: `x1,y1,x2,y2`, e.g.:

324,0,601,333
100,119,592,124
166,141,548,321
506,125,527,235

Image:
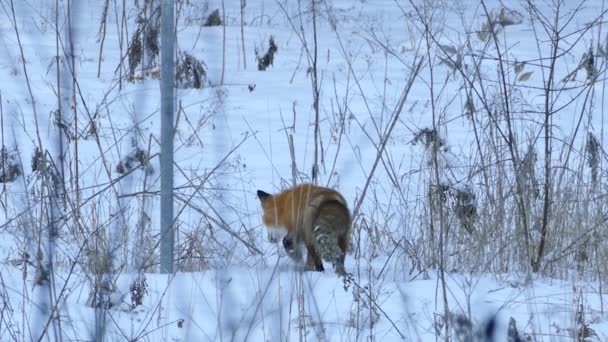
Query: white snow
1,0,607,341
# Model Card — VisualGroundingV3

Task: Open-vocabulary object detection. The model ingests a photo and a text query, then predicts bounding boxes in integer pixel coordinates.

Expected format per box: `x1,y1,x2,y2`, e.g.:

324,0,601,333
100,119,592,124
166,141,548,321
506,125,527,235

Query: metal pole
160,0,174,274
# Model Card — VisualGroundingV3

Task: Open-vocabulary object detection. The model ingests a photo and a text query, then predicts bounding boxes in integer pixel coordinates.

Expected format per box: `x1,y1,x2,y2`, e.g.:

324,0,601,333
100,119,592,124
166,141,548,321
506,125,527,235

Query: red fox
257,183,351,275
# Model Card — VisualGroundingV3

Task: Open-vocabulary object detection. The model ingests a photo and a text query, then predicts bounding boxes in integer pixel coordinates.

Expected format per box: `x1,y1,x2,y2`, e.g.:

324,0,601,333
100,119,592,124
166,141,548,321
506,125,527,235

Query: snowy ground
1,0,608,341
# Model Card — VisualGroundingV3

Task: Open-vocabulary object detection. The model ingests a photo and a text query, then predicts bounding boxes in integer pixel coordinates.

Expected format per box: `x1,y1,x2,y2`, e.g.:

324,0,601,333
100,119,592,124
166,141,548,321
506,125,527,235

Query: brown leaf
518,71,533,82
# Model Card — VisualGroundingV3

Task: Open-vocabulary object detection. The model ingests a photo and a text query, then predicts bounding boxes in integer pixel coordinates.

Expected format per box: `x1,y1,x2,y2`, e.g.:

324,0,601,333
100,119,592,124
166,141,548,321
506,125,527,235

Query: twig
344,272,406,339
310,0,321,183
1,91,5,220
221,0,226,84
97,0,110,78
352,58,424,218
174,194,262,255
240,0,247,69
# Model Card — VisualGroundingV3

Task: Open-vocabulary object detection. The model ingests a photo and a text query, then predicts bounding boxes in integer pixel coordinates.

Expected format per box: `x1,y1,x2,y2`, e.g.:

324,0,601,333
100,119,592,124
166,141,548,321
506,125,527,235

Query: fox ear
257,190,271,202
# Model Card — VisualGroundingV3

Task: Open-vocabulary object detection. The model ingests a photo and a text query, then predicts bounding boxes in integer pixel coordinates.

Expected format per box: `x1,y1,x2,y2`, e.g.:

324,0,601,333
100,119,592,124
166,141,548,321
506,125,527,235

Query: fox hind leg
315,227,346,275
335,235,348,275
312,202,350,276
304,242,324,272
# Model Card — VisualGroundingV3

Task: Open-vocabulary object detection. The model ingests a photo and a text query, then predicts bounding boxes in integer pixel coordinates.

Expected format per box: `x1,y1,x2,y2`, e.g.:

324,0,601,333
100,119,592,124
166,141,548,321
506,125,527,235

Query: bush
176,52,207,89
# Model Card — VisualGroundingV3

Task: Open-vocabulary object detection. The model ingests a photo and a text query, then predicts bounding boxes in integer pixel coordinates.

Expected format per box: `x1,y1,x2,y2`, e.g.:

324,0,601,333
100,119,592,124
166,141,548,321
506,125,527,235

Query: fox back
257,183,351,274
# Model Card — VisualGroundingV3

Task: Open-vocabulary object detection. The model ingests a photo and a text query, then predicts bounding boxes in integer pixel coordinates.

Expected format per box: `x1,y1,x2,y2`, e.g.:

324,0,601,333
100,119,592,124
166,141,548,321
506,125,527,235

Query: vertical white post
160,0,174,274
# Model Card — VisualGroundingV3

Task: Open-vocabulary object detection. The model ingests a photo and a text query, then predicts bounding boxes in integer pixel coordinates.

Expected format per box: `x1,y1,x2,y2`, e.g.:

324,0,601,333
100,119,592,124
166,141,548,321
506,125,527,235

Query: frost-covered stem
464,50,495,222
160,0,175,273
420,10,450,340
597,1,606,312
283,0,322,182
133,134,154,269
117,0,127,90
55,0,61,146
220,0,226,84
240,0,247,69
297,275,305,341
69,0,81,233
352,59,423,219
311,0,321,183
288,134,298,184
97,0,109,78
533,5,560,273
4,5,58,338
480,0,531,268
54,0,64,205
326,74,347,187
142,1,147,77
4,0,41,151
1,91,5,219
459,38,491,199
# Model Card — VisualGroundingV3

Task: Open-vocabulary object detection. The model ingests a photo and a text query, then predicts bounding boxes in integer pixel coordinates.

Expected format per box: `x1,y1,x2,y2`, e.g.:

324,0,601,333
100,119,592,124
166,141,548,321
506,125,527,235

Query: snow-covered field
1,0,607,341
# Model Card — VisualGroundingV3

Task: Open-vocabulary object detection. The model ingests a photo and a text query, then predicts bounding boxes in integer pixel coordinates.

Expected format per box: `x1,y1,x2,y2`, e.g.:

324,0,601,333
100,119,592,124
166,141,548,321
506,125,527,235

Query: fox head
257,190,275,227
257,189,283,242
